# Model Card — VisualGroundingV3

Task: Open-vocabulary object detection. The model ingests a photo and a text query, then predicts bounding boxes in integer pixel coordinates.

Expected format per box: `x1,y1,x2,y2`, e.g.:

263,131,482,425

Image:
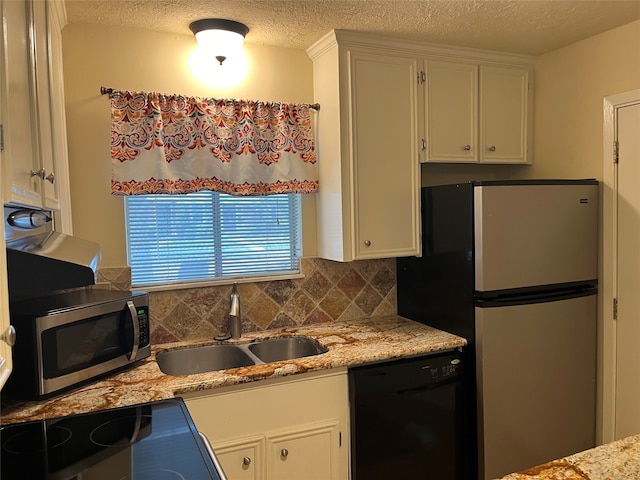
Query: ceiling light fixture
189,18,249,65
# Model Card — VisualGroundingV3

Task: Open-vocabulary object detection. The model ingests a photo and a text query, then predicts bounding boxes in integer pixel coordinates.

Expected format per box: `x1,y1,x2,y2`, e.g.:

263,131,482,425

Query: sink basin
156,344,255,376
248,336,328,363
156,336,328,376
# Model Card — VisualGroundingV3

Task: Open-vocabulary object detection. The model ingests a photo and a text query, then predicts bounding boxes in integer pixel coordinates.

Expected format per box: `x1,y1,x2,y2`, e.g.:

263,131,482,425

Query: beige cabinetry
307,31,536,260
183,369,349,480
479,65,531,164
424,60,532,164
307,33,421,262
1,0,71,227
0,166,13,390
425,60,478,162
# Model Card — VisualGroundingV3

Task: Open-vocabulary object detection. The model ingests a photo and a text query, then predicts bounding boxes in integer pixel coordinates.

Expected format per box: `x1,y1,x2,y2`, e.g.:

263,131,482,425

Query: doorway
602,90,640,443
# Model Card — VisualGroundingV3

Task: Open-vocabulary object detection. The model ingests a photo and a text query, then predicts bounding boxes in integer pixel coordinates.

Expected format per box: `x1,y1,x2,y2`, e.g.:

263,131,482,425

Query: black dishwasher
349,350,467,480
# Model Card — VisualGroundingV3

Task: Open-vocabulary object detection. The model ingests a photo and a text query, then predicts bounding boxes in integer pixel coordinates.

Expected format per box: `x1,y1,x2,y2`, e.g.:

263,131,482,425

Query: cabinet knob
364,240,371,247
463,145,471,151
243,457,252,466
1,325,16,347
45,171,56,184
30,168,46,180
281,448,289,458
489,146,496,152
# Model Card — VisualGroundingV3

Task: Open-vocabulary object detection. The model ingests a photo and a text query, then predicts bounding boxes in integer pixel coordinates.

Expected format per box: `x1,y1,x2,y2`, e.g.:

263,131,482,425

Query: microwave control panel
136,305,150,347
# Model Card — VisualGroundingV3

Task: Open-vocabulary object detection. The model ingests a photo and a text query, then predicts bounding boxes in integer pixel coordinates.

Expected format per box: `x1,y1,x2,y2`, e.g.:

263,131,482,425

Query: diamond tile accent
355,284,384,316
320,288,351,320
302,270,333,301
97,257,397,342
337,268,366,300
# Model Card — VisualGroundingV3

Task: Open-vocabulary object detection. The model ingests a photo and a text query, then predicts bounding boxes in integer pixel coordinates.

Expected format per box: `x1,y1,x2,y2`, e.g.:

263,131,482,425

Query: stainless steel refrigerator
397,180,598,480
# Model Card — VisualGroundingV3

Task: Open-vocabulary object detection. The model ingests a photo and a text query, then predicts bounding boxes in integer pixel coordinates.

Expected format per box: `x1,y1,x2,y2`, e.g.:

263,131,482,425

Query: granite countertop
497,434,640,480
0,315,466,424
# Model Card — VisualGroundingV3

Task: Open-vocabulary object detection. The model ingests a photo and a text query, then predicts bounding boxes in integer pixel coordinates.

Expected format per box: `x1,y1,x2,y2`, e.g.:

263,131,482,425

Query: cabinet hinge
339,431,342,447
417,71,426,85
0,124,3,152
614,141,619,163
613,298,618,320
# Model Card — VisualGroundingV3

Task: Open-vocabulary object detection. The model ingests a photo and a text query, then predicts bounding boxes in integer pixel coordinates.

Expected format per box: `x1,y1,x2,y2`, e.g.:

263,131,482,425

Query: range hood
4,206,102,298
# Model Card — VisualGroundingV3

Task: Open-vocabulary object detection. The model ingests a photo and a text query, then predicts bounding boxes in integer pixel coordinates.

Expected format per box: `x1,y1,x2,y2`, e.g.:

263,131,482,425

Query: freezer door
475,294,596,480
474,183,598,291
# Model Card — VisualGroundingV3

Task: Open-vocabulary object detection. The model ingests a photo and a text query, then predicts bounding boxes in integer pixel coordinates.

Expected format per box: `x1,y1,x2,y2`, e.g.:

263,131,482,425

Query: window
124,192,302,287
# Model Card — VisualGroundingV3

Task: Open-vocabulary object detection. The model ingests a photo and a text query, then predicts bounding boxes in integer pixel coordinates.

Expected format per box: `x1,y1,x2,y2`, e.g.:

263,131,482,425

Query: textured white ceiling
64,0,640,56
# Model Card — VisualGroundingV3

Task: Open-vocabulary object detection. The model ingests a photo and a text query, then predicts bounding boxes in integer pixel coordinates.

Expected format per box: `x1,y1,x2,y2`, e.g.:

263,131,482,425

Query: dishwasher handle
396,374,464,396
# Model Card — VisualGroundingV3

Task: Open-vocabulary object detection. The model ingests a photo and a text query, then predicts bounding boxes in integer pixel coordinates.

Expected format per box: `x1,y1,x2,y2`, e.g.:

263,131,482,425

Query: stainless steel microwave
6,289,150,398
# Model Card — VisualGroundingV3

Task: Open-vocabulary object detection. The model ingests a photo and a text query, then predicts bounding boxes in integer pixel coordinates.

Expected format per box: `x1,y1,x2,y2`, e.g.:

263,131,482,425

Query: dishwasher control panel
420,355,462,380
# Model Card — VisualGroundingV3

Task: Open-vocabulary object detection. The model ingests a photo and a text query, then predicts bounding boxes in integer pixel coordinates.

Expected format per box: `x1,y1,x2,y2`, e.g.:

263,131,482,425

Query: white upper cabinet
1,0,40,207
423,59,533,164
349,52,421,260
307,32,422,262
479,65,531,163
308,31,536,261
1,0,71,222
425,60,478,162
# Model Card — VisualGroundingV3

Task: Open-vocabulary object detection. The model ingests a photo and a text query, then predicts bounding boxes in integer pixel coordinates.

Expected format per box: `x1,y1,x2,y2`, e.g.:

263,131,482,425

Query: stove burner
2,424,72,454
90,414,153,447
126,469,186,480
1,400,220,480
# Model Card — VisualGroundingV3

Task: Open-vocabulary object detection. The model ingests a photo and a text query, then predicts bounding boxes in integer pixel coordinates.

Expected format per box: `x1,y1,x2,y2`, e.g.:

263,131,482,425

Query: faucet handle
229,282,242,339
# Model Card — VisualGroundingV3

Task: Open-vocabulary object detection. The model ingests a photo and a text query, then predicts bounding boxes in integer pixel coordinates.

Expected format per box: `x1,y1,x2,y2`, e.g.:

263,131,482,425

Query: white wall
533,19,640,445
62,23,316,267
532,19,640,181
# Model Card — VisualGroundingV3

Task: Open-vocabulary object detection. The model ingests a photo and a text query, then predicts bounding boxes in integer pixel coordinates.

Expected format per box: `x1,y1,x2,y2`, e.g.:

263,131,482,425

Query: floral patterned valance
109,90,318,196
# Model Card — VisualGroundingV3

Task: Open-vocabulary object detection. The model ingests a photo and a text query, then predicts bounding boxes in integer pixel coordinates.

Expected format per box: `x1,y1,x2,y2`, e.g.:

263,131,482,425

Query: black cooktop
1,398,224,480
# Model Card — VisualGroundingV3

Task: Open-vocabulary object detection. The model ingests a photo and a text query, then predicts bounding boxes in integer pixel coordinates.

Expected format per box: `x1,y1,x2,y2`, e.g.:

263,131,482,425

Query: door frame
601,89,640,444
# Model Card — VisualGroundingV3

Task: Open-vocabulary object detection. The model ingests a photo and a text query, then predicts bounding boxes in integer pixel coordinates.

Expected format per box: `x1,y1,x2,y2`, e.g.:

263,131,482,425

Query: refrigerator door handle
475,285,597,308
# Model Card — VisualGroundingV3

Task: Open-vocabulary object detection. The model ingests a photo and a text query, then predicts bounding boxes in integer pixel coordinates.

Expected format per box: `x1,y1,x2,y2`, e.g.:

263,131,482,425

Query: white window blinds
125,192,302,287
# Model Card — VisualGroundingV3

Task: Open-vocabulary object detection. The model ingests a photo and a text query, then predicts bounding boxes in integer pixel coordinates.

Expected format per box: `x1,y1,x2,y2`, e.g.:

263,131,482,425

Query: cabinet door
30,0,57,206
479,66,530,164
184,370,350,480
0,148,13,389
349,52,420,259
426,60,478,162
1,0,41,207
267,421,340,480
214,436,264,480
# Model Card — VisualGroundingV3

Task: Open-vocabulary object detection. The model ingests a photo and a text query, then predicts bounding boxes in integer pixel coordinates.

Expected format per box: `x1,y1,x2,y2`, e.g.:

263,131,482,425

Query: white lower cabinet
214,436,264,480
267,420,340,480
183,369,349,480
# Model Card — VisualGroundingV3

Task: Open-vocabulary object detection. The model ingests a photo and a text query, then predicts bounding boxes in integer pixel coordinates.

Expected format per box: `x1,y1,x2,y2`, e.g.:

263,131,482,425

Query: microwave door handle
126,300,140,361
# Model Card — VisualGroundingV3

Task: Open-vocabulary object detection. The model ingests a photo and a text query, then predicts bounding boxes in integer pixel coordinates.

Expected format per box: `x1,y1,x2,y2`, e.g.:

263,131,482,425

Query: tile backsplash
98,257,397,344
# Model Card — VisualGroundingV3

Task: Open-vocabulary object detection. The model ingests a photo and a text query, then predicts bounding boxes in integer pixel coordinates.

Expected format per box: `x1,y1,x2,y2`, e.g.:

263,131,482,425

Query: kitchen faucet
213,282,242,341
228,282,241,339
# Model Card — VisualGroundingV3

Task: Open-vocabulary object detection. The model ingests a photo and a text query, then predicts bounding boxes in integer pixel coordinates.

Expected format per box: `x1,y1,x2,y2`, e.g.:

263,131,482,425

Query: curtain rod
100,86,320,111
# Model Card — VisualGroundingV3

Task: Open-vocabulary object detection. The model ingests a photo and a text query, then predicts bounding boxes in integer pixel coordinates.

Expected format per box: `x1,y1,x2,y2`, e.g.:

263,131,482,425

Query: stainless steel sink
156,336,327,376
248,336,328,363
156,344,256,376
